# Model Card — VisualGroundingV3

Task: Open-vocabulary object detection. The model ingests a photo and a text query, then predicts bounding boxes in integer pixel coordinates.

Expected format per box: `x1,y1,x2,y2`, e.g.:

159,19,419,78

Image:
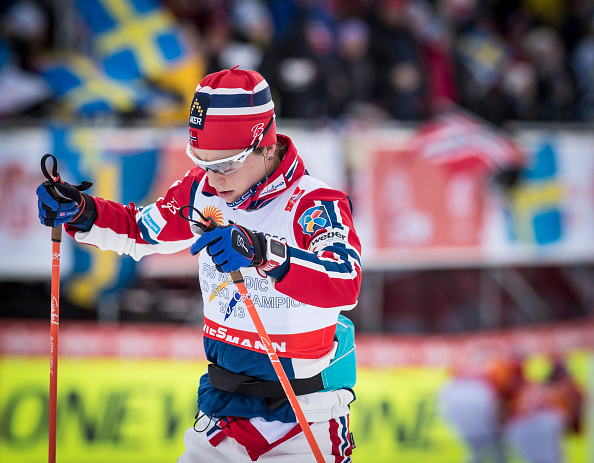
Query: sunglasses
186,115,276,175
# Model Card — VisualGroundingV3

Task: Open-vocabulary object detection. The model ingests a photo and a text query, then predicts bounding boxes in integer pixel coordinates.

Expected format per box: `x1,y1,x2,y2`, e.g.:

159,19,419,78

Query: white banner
0,129,74,278
1,124,593,279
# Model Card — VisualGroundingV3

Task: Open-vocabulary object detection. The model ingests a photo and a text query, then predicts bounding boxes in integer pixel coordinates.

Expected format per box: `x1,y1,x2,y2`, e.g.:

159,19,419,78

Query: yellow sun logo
201,206,224,226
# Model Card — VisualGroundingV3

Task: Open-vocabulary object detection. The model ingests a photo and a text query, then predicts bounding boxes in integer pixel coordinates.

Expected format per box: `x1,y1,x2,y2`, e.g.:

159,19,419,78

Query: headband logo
251,122,265,145
189,93,210,130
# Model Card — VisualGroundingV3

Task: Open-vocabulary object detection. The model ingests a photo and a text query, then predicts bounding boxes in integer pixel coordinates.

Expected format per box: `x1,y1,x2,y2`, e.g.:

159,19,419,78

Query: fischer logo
285,186,305,211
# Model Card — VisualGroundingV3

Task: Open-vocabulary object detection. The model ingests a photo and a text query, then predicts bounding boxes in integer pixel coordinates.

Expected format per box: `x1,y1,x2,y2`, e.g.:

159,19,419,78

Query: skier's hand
36,180,92,227
190,223,266,273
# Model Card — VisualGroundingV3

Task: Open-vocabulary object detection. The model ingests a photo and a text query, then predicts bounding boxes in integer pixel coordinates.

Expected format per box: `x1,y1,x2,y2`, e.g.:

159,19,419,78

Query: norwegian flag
412,111,523,171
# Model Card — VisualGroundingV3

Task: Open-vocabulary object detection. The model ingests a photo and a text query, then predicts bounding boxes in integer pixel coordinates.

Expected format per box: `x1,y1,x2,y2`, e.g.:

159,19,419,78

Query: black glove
37,180,96,228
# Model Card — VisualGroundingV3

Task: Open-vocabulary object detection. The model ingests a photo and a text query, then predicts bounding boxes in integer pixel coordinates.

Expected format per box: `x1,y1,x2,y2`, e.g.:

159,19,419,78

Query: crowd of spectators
2,0,594,126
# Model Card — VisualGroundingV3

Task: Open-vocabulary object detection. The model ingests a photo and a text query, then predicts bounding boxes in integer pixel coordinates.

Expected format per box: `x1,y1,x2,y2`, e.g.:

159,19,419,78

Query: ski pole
48,222,61,463
229,269,325,463
179,206,324,462
41,154,62,463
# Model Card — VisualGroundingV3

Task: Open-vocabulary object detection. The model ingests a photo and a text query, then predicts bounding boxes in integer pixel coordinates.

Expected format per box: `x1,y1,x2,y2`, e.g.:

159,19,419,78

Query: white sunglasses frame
186,142,253,174
186,114,276,175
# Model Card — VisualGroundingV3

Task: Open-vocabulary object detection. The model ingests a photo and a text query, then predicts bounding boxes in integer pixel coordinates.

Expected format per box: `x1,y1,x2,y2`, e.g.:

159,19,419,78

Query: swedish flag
507,142,563,245
51,126,159,308
77,0,190,78
37,53,144,116
75,0,204,120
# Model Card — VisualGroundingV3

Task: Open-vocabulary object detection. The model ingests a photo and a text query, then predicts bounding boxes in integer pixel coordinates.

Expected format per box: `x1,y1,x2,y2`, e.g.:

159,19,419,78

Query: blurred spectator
327,17,378,119
502,61,539,121
503,355,584,463
267,0,335,43
224,0,273,70
2,0,594,124
259,5,339,120
520,26,578,121
166,0,228,75
406,0,459,113
0,0,52,119
0,0,52,67
570,14,594,120
368,0,428,120
451,8,517,125
438,350,526,463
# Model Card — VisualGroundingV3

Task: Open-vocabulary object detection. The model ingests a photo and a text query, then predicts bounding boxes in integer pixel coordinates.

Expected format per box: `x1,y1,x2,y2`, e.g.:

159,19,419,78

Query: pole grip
229,270,243,284
51,226,62,242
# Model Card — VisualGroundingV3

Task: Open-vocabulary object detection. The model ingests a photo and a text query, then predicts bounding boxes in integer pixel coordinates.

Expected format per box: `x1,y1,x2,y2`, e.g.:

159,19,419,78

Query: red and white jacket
66,134,362,423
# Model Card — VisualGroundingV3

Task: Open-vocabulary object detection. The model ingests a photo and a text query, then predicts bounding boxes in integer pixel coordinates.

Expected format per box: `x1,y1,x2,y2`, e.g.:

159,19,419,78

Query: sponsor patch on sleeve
298,205,330,235
285,186,305,211
139,204,167,238
308,230,348,251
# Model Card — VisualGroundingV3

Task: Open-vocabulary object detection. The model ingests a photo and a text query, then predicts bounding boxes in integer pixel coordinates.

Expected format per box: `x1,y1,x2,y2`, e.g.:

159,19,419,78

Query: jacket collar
202,134,306,210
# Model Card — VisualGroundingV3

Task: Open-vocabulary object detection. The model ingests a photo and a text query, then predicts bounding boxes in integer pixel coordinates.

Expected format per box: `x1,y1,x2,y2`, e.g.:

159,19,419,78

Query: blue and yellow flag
507,141,564,245
37,53,145,116
75,0,203,119
51,125,159,308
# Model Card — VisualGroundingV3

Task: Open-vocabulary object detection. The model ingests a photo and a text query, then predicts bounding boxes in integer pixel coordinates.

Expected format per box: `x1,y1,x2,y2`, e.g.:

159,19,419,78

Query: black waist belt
208,363,325,398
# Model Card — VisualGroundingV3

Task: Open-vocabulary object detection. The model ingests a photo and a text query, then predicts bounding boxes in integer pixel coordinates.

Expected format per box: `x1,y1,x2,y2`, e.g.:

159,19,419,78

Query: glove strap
75,181,93,192
234,225,266,268
68,193,97,226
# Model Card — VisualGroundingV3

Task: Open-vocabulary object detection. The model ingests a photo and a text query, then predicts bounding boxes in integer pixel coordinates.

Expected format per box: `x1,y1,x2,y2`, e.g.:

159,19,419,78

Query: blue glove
190,224,266,273
37,180,95,228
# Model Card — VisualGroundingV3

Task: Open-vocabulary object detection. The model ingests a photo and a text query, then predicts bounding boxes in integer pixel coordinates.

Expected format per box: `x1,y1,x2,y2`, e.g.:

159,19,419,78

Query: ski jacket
66,134,362,422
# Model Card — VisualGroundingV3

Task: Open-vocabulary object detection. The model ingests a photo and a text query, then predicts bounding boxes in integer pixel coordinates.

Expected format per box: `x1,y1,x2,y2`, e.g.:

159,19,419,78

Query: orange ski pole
48,224,61,463
180,207,325,462
41,154,63,463
229,270,325,463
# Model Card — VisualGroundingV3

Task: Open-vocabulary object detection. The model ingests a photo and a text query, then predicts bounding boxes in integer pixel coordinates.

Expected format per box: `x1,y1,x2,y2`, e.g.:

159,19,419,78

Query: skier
37,67,361,462
503,356,584,463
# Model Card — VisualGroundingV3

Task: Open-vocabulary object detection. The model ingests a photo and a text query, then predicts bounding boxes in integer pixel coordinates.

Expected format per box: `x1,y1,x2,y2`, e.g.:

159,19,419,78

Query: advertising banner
0,124,346,284
0,357,199,463
0,320,591,463
2,123,594,281
348,123,594,269
0,128,75,279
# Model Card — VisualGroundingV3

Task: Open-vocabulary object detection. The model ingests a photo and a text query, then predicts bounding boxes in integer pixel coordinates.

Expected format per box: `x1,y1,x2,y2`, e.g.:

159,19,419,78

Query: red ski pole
41,154,63,463
48,224,61,463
